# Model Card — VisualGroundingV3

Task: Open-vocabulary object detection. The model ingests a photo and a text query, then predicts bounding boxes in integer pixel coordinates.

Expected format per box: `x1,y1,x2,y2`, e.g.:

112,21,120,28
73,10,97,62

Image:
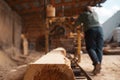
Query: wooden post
24,48,75,80
21,34,29,56
45,18,49,53
45,4,55,53
77,27,81,63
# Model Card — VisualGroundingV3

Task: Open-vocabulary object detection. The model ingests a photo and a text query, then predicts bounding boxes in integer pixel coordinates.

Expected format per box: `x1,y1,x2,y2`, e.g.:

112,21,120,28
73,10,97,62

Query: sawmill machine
44,0,107,79
45,0,107,62
48,17,83,62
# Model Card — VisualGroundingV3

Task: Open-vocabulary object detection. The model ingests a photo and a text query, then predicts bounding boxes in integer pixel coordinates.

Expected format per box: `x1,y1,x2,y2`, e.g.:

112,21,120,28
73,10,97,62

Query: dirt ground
80,54,120,80
0,49,44,80
0,48,120,80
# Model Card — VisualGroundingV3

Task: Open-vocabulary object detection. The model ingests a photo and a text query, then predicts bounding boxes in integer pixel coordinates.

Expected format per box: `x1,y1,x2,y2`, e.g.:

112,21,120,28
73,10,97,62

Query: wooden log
24,47,75,80
21,34,29,56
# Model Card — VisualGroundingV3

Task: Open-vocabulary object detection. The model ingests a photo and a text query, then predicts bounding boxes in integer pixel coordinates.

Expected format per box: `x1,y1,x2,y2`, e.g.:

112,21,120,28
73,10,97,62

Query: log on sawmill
24,47,75,80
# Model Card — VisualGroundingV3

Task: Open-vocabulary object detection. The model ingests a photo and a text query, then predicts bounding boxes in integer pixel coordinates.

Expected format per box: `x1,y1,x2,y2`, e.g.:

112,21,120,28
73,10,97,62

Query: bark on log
24,47,75,80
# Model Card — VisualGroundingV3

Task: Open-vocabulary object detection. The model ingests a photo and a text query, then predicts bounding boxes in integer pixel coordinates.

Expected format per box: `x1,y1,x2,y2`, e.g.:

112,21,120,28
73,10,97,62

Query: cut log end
24,47,75,80
24,64,75,80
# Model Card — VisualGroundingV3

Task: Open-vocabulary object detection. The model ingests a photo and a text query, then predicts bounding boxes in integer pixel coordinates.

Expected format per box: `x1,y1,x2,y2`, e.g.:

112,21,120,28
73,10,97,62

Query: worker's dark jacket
75,10,101,32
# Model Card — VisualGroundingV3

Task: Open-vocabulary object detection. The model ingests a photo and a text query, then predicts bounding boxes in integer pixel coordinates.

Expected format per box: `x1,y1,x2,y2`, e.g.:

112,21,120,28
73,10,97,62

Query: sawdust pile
0,47,44,80
0,50,17,80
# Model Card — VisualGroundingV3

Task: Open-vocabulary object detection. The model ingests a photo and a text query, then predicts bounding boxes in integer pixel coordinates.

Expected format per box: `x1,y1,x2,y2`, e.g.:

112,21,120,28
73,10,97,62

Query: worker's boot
92,63,101,75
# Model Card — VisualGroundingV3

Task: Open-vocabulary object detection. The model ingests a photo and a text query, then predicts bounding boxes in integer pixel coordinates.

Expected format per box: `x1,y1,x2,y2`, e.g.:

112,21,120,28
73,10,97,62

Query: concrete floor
80,54,120,80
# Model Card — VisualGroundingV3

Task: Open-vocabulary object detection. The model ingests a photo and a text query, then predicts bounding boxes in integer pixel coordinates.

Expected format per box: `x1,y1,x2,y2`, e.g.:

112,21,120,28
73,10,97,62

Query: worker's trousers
85,26,104,65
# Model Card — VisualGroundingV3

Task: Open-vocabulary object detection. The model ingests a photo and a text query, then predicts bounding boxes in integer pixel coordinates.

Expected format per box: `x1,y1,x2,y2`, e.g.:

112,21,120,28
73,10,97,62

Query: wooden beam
18,7,43,15
21,12,40,17
5,0,101,17
55,7,83,16
24,48,75,80
26,28,44,31
23,20,43,24
24,23,41,26
6,0,41,6
22,15,41,20
23,18,42,22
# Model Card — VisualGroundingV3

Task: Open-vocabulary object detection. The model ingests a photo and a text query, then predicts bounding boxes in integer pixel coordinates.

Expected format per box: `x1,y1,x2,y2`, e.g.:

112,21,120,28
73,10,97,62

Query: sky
93,0,120,24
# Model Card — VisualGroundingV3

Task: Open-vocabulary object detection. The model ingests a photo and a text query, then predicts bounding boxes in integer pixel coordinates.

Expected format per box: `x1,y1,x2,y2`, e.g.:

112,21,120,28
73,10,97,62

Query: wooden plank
24,21,43,25
18,7,41,14
24,48,75,80
26,27,44,31
6,0,41,6
23,14,41,19
21,12,41,16
103,48,120,55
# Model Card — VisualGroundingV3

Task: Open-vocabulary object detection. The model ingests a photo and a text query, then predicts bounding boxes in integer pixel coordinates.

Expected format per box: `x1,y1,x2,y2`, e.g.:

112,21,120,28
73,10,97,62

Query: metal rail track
67,54,92,80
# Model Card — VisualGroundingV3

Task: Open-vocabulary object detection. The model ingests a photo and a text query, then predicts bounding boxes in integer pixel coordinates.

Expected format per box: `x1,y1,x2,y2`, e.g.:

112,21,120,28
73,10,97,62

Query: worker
75,6,104,75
